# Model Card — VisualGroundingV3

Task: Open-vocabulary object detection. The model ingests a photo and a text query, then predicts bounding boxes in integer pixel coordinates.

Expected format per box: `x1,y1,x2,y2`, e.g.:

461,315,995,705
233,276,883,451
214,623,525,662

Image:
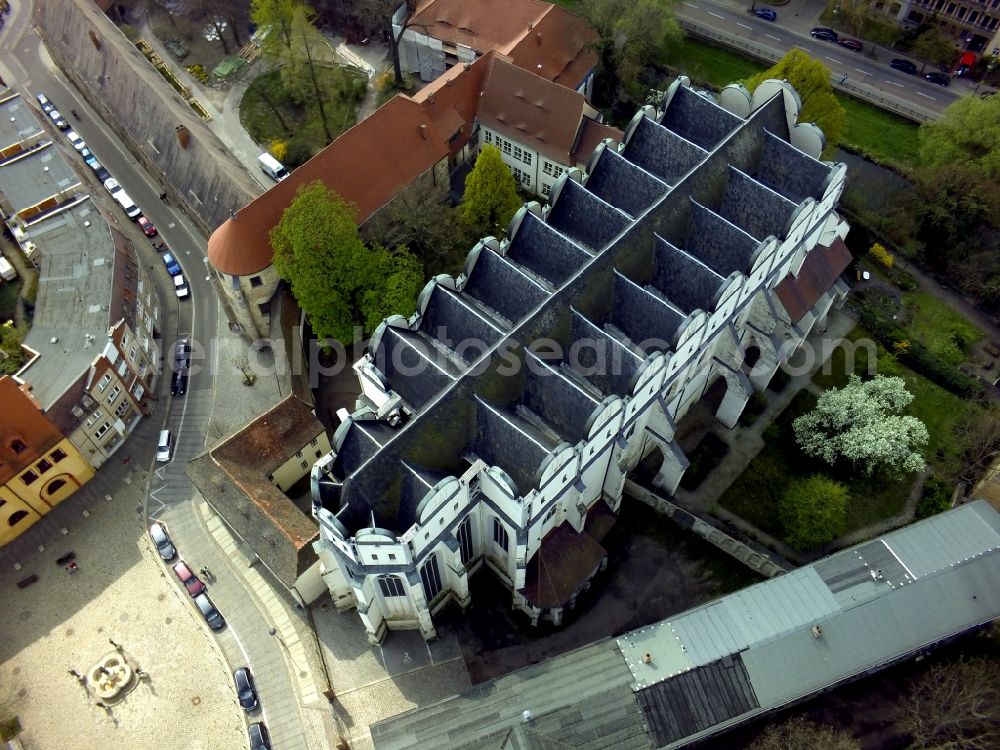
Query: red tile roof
505,5,597,90
775,238,852,324
208,96,451,276
478,57,587,163
0,376,64,484
572,118,623,166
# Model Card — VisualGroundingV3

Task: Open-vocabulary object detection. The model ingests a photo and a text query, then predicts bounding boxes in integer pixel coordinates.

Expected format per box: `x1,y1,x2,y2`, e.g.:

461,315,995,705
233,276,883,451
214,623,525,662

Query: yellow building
0,377,95,546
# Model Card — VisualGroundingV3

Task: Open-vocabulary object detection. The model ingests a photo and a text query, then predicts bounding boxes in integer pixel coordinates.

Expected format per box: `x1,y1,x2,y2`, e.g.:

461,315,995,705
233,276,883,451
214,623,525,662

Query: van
0,257,15,282
156,429,173,462
257,152,289,182
115,190,142,220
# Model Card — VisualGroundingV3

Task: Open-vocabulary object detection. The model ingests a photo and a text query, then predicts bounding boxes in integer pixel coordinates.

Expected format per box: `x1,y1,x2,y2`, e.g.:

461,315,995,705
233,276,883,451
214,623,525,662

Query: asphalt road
675,0,974,117
0,6,314,749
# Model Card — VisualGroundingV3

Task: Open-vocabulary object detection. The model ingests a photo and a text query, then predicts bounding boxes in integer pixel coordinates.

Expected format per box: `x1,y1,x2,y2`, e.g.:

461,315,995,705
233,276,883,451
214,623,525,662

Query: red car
837,38,863,52
172,560,205,596
138,216,157,237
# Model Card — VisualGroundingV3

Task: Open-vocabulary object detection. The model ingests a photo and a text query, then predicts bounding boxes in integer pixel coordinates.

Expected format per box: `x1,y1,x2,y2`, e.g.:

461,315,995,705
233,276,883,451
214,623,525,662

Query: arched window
8,510,29,527
377,574,405,597
420,555,443,601
46,478,67,496
456,516,473,565
492,518,509,551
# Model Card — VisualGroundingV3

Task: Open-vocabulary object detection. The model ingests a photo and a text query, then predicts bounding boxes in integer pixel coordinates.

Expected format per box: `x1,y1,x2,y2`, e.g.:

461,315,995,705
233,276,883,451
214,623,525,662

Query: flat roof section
0,142,79,215
0,93,45,148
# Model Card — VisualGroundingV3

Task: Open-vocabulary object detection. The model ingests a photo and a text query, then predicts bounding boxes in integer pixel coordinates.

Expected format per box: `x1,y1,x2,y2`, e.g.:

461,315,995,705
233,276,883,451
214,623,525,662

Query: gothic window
420,555,443,600
377,574,405,597
457,516,474,564
492,518,508,551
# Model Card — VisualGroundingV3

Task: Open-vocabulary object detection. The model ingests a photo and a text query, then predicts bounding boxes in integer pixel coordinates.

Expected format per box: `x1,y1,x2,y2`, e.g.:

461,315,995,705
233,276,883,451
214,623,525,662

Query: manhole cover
65,627,74,637
158,593,166,602
18,611,31,622
17,688,26,698
165,617,172,624
120,612,129,623
191,696,201,706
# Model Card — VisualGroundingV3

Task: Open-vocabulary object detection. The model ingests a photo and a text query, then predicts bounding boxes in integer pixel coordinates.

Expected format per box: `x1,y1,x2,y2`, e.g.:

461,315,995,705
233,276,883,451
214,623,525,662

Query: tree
779,475,848,550
917,95,1000,184
749,716,859,750
910,27,958,71
901,656,1000,749
383,190,475,276
581,0,682,103
461,145,523,238
956,403,1000,486
270,181,369,343
793,374,928,476
745,49,846,158
271,181,424,342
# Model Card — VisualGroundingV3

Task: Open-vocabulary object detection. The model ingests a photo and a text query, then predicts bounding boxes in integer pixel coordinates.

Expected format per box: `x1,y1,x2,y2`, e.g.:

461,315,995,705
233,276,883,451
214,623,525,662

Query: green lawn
900,289,984,365
836,95,921,171
661,37,767,90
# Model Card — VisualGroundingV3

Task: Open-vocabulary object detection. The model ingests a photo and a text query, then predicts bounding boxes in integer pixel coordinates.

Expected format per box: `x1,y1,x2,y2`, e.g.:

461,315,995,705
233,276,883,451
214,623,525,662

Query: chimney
642,653,653,664
536,32,542,44
420,124,428,140
528,22,533,30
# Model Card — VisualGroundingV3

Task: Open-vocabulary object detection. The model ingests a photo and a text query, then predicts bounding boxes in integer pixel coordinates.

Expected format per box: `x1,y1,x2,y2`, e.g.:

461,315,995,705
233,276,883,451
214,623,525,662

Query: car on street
48,109,69,130
233,667,260,712
36,93,55,113
754,7,776,21
162,251,181,276
925,71,950,86
837,38,863,51
89,159,110,181
890,58,917,74
172,560,206,596
66,130,86,151
194,593,225,630
156,428,174,463
148,521,177,561
174,337,191,373
137,216,157,237
103,177,122,197
174,274,189,299
171,372,188,397
810,27,837,41
115,190,141,220
248,722,271,750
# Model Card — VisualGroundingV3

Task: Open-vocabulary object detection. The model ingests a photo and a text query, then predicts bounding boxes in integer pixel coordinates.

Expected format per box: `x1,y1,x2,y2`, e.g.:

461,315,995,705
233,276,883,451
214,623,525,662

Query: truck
257,152,289,182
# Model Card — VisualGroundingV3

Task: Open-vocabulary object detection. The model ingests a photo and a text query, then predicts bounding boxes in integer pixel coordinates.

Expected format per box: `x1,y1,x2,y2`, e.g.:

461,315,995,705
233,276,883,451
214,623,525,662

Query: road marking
795,45,813,53
168,222,176,228
707,10,724,18
855,68,868,74
683,2,697,6
765,33,781,41
915,91,936,100
825,56,839,63
737,21,751,29
887,80,905,87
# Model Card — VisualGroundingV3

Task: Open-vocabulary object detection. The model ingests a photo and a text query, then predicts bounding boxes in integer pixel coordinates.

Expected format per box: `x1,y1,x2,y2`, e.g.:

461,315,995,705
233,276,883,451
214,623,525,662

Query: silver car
148,521,176,561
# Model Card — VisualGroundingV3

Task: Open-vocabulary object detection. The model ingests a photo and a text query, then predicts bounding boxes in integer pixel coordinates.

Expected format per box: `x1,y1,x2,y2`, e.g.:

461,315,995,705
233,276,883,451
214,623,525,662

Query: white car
174,274,189,299
103,177,122,196
66,130,87,151
156,429,173,462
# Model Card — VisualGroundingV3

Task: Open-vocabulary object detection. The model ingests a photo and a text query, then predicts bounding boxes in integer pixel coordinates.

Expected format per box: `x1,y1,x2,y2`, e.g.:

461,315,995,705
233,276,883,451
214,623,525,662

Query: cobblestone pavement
0,472,245,750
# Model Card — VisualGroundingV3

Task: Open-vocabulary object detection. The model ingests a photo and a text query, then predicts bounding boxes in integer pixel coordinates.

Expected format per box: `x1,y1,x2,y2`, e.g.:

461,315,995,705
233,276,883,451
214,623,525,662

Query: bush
283,137,314,169
869,242,894,269
915,476,952,519
780,475,849,550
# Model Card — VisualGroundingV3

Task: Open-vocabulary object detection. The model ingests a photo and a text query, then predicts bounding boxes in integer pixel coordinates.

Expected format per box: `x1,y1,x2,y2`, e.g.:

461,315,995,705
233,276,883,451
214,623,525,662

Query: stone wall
34,0,261,238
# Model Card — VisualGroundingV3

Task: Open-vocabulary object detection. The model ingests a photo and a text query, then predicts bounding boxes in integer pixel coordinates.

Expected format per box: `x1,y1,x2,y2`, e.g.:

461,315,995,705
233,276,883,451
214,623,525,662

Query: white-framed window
512,167,524,184
95,421,112,439
137,278,144,294
377,575,405,597
129,345,137,362
502,139,512,155
512,145,523,162
132,383,145,400
484,130,493,144
121,331,130,349
523,151,532,166
106,385,121,405
553,166,565,179
543,161,554,176
117,359,127,377
97,373,112,391
85,408,104,428
115,400,130,418
492,518,509,551
541,183,551,196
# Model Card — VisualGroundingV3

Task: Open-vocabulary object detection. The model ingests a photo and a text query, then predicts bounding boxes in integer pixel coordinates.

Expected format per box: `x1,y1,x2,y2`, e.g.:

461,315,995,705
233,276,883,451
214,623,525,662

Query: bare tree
749,716,859,750
901,656,1000,750
232,353,257,386
955,404,1000,486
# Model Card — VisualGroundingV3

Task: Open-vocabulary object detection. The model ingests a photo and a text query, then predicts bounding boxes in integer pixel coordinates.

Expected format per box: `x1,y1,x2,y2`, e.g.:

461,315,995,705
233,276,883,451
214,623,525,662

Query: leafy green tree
383,190,475,276
270,181,368,342
779,475,848,550
793,374,928,476
917,94,1000,182
745,49,846,158
749,716,859,750
461,145,523,238
358,245,424,332
910,27,958,71
581,0,682,103
250,0,298,57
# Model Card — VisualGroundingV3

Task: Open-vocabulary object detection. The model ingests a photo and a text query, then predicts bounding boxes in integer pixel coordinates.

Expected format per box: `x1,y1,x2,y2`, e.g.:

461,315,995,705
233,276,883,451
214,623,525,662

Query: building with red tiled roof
207,48,620,339
396,0,597,98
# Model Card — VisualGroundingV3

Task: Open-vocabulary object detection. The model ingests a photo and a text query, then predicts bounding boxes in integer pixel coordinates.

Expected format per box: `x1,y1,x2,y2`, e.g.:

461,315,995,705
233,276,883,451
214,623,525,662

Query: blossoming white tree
793,374,928,476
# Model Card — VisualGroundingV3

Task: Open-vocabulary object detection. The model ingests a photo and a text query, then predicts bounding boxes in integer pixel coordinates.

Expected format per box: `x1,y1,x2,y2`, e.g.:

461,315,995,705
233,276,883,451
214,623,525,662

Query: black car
248,722,271,750
234,667,260,712
754,7,776,21
925,71,950,86
171,372,188,397
890,58,917,74
810,27,838,41
174,337,191,374
194,593,225,630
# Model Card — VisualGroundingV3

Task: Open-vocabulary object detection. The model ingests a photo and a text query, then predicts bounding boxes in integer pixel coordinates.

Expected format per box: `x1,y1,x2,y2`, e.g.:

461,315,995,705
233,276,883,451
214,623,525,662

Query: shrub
283,137,314,169
915,476,952,518
869,242,894,269
780,475,849,550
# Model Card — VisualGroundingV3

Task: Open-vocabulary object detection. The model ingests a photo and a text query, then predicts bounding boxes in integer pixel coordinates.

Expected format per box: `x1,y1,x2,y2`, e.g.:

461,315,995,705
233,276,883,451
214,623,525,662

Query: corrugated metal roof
883,501,1000,579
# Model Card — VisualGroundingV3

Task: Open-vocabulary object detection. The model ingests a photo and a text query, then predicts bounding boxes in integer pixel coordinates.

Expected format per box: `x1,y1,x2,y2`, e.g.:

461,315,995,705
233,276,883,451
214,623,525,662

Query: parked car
925,71,950,86
66,130,86,151
114,190,141,220
248,722,271,750
89,160,110,181
754,7,776,20
194,593,225,630
156,428,174,463
148,521,177,561
137,216,157,237
84,153,100,171
233,667,260,712
837,38,863,51
174,274,189,299
48,109,69,130
171,372,188,397
103,177,122,197
172,560,205,596
162,251,181,276
890,58,917,74
36,93,55,113
810,27,837,41
174,337,191,373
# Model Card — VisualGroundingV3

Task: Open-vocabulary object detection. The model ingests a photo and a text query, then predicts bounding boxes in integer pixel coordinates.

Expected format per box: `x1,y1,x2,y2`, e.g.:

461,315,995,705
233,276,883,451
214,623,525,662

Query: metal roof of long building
371,501,1000,749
